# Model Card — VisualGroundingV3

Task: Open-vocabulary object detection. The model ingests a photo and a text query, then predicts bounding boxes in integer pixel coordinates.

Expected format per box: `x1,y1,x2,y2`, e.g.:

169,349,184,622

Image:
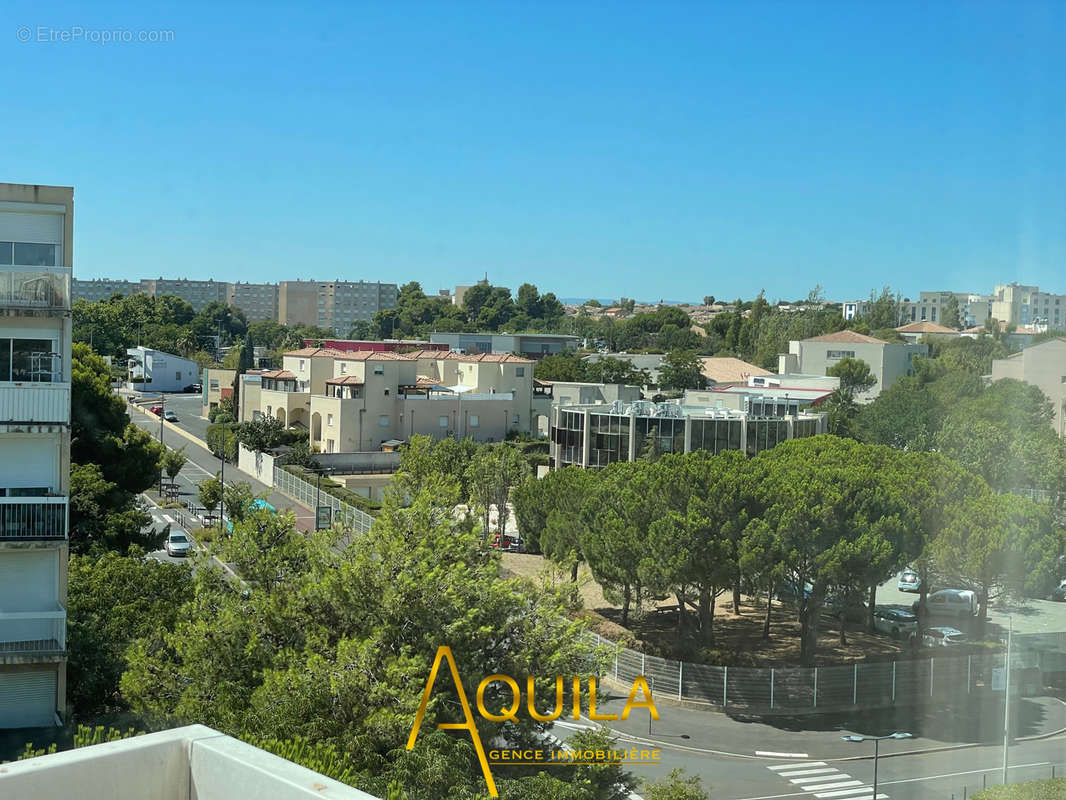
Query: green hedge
972,780,1066,800
281,465,381,515
206,423,238,462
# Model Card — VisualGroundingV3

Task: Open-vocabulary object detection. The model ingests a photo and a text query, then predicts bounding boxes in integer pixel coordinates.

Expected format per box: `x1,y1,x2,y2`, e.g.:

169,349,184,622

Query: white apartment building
0,183,74,728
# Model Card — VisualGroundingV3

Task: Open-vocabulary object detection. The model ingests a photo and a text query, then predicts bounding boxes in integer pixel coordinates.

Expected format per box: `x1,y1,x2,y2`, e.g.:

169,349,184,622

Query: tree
702,296,716,307
464,444,530,537
864,287,903,330
347,321,372,340
235,415,286,453
160,446,188,482
207,423,238,461
231,334,255,412
941,294,962,330
826,356,877,396
643,769,710,800
198,477,223,513
69,463,159,554
67,551,193,715
657,350,705,391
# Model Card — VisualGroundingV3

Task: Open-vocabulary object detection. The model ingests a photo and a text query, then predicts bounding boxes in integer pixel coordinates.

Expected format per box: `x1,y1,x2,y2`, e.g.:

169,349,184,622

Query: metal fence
587,631,1060,713
272,465,375,535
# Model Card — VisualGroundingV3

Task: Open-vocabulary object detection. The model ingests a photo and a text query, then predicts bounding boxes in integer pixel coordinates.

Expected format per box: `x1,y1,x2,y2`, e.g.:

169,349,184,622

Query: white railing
0,607,66,652
0,496,67,539
272,465,375,535
0,382,70,424
0,266,71,311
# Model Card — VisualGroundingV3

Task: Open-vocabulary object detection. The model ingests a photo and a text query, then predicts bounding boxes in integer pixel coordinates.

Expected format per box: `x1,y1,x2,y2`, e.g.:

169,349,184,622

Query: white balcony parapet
0,382,71,424
0,266,71,311
0,607,66,653
0,724,381,799
0,496,68,540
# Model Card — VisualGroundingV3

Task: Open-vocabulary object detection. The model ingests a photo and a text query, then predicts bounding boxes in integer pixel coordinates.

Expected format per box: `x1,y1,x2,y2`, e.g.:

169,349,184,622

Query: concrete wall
795,340,925,402
237,444,276,484
991,338,1066,436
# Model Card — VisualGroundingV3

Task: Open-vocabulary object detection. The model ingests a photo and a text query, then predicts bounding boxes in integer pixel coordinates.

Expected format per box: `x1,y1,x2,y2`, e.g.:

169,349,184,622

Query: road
127,400,315,531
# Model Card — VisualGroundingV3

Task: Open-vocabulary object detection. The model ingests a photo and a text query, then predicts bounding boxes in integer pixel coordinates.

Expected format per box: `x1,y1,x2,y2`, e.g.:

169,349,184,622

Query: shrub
281,465,381,514
206,423,237,462
972,780,1066,800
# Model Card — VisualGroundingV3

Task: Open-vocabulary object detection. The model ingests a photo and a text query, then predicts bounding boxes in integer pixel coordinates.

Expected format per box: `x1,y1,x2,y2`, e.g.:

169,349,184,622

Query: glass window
374,365,384,375
515,367,525,377
378,415,389,427
469,415,480,427
439,416,449,427
12,242,57,267
10,339,53,381
327,413,334,426
0,242,11,265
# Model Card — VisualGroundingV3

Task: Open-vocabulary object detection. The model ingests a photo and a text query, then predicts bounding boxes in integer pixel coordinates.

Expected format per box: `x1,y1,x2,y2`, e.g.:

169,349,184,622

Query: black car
182,383,202,393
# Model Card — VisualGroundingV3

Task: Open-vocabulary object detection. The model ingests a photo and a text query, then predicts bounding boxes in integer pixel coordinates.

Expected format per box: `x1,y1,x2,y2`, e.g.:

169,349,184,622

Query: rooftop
896,321,957,334
802,330,889,344
700,356,771,383
0,725,378,800
283,347,352,358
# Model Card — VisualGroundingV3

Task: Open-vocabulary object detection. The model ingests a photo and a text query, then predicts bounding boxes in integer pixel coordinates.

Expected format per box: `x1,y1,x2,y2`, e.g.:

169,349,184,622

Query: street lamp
158,393,166,496
841,732,912,800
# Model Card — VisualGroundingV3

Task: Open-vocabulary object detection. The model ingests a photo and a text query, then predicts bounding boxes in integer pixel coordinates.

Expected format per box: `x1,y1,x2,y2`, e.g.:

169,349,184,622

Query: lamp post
1003,615,1013,785
841,732,912,799
158,394,166,496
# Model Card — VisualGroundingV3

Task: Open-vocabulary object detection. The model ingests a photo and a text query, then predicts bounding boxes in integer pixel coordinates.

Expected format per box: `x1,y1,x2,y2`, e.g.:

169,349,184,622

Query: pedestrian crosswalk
766,762,887,800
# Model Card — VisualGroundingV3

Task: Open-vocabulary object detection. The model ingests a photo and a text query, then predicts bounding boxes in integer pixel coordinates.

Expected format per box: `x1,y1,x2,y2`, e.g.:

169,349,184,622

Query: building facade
227,282,279,322
0,182,74,728
139,278,228,310
779,330,926,402
992,283,1066,327
71,278,138,303
126,347,201,392
551,399,826,469
279,280,398,333
991,338,1066,437
429,331,579,359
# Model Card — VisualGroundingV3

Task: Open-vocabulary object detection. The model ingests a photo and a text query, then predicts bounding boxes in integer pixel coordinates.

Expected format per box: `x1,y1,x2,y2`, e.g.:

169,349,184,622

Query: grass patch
973,779,1066,800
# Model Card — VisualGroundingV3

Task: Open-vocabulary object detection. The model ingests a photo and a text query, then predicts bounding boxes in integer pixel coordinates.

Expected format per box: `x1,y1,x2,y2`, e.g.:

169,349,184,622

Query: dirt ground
500,552,916,666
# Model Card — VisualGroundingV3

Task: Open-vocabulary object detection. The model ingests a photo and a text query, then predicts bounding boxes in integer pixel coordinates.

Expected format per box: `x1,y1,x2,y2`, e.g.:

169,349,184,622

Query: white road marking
768,762,826,771
790,774,845,784
779,768,839,777
816,795,886,800
162,514,175,524
814,789,882,798
794,780,862,792
759,752,810,759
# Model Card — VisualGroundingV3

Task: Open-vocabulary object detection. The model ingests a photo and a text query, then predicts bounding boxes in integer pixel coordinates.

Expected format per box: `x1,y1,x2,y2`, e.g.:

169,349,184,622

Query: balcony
0,382,70,424
0,266,71,312
0,496,68,540
0,724,380,799
0,607,66,657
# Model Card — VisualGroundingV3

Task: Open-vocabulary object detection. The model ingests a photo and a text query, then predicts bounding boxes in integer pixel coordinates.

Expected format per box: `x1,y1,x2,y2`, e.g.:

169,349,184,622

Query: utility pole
158,394,165,495
1002,616,1013,785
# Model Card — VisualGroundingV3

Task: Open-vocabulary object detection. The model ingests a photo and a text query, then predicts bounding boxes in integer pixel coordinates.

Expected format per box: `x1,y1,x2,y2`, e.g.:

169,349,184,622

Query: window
326,439,335,453
512,414,520,425
469,415,480,427
299,360,306,370
327,413,334,426
439,416,449,428
515,367,525,377
11,242,57,267
378,414,389,427
340,363,347,374
931,308,937,321
384,388,389,396
0,338,56,381
175,371,181,380
826,350,855,360
373,365,384,375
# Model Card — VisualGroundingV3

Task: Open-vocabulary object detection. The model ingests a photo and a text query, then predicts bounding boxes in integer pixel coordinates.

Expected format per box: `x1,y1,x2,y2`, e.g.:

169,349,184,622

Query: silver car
873,607,918,639
165,530,192,557
923,626,966,648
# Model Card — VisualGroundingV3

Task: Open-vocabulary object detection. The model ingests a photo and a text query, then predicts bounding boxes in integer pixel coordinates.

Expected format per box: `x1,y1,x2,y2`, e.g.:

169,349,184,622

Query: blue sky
5,1,1065,303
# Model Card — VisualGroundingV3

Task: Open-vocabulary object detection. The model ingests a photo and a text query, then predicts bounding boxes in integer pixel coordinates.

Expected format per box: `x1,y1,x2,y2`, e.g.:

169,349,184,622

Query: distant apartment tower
71,278,137,303
227,281,279,323
0,182,74,728
278,280,398,333
992,283,1066,328
139,278,228,311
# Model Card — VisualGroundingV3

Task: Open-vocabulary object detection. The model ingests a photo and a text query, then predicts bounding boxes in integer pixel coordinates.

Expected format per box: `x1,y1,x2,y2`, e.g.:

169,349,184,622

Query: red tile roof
261,369,296,379
283,347,350,358
803,330,889,344
325,375,366,385
334,350,413,361
896,321,957,334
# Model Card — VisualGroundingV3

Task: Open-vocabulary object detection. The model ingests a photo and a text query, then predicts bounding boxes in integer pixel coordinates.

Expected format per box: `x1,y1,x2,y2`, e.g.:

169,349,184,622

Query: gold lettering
526,676,564,722
477,674,520,723
621,675,659,720
588,676,618,720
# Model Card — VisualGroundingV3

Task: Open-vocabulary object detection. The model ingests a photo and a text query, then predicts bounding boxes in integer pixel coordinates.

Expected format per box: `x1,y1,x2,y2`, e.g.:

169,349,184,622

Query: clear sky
5,1,1064,303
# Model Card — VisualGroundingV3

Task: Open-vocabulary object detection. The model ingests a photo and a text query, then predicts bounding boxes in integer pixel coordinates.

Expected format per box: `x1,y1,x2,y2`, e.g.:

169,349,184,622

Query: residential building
139,278,228,310
841,300,868,321
987,283,1066,327
0,724,379,799
0,182,74,728
779,330,926,402
846,291,993,328
227,281,279,323
252,347,537,450
990,338,1066,436
236,370,267,423
430,331,579,358
306,338,445,354
452,276,489,308
278,280,398,333
531,380,642,437
201,368,237,416
581,353,666,387
126,347,201,393
551,397,826,469
71,277,137,302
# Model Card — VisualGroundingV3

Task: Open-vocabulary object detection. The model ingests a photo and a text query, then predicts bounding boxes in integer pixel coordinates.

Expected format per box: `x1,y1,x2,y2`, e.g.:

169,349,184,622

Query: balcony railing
0,267,71,311
0,496,68,540
0,382,71,424
0,608,66,653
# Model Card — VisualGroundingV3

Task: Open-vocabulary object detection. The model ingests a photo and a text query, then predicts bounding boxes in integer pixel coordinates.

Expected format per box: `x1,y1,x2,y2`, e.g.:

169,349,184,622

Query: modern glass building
550,399,826,468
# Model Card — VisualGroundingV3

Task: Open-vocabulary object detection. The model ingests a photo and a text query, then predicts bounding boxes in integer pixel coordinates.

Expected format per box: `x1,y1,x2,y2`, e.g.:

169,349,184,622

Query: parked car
182,383,202,393
165,530,192,557
897,569,921,593
163,410,179,422
923,626,967,648
1050,578,1066,602
912,589,979,621
149,404,164,416
873,606,918,639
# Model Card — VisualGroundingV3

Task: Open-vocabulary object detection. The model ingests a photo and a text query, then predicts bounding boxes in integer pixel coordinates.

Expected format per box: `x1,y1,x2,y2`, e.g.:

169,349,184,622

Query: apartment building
227,281,279,322
844,291,993,328
278,280,398,333
71,278,138,303
253,347,535,450
0,182,74,728
991,283,1066,327
139,278,228,310
779,330,926,402
991,338,1066,437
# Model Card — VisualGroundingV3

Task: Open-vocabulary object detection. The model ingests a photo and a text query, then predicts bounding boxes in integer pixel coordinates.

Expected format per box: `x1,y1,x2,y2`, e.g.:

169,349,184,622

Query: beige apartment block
227,282,279,323
991,338,1066,436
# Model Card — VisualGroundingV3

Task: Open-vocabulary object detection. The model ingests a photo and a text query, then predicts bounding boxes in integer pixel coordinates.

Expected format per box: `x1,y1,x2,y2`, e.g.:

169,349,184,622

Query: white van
913,589,979,621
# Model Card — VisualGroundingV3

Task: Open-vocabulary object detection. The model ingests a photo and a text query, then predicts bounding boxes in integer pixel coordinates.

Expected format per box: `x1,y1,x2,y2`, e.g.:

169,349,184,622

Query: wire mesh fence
272,465,375,535
587,631,1056,713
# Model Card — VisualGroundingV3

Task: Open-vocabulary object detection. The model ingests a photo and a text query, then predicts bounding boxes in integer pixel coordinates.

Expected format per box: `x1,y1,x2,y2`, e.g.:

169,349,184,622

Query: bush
206,423,237,462
972,780,1066,800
